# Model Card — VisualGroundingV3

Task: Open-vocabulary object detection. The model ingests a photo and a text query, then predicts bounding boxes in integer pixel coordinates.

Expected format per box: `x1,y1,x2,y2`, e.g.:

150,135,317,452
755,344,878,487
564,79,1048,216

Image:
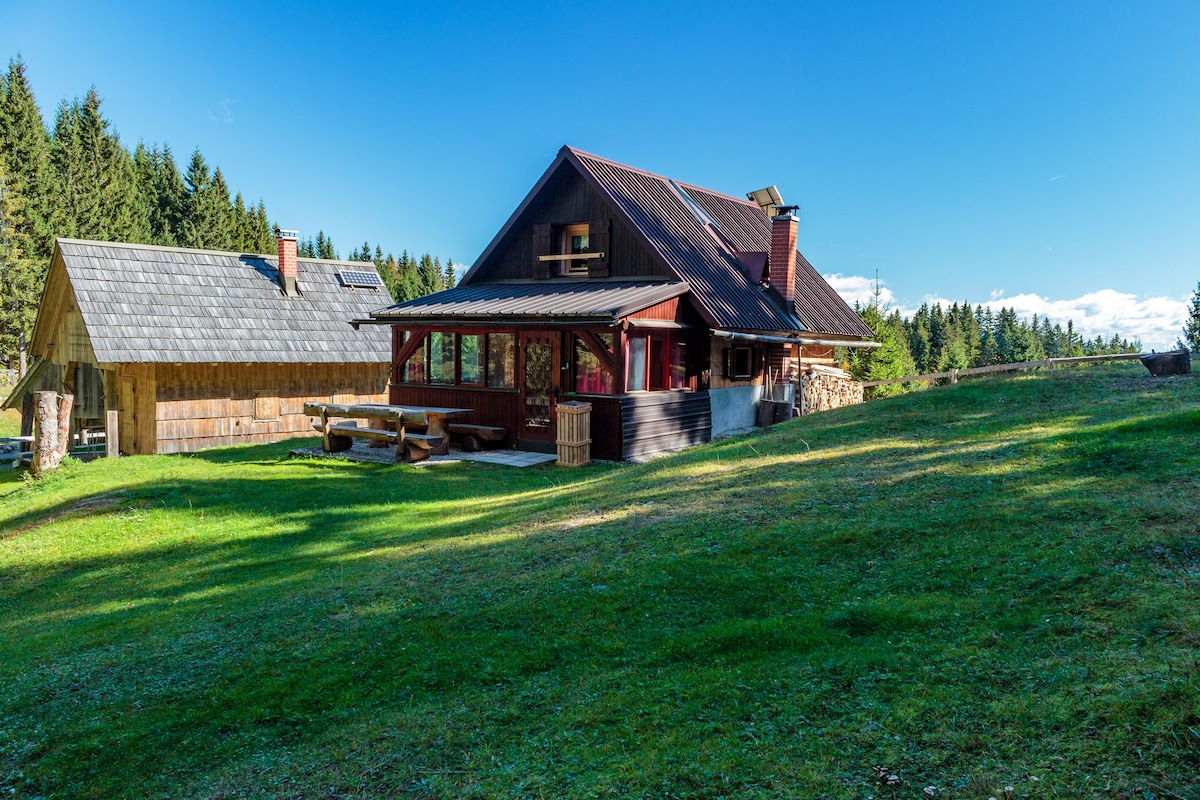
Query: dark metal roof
461,146,872,339
793,252,874,339
372,281,688,322
57,239,391,364
564,148,804,333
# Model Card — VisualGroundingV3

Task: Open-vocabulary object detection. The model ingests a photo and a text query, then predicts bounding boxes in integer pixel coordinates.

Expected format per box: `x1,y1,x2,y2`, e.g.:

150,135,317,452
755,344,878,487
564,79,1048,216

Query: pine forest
0,56,454,367
0,55,1158,377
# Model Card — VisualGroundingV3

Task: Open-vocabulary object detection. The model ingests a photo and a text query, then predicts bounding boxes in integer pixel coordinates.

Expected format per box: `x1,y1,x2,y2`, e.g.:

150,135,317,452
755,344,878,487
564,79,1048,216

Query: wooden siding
389,384,522,448
152,362,388,454
478,166,668,281
628,297,681,321
620,391,712,459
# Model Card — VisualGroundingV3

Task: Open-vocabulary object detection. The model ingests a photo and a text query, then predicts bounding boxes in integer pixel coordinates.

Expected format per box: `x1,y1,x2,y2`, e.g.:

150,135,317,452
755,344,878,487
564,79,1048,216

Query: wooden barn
3,232,391,454
362,146,875,461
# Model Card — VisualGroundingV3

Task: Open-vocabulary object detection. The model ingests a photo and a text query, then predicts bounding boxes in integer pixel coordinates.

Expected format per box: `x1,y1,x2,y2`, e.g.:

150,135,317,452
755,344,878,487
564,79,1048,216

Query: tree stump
32,391,74,475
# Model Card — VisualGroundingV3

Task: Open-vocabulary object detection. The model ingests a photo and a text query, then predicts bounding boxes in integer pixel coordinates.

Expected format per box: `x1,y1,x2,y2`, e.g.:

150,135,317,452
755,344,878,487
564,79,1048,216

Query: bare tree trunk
31,392,75,475
57,393,74,459
32,391,59,476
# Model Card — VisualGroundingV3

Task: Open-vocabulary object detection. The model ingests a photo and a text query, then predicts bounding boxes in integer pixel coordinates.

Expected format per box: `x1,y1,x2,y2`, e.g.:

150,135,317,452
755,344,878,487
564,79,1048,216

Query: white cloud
988,289,1187,350
823,274,1189,351
207,99,234,124
822,273,897,310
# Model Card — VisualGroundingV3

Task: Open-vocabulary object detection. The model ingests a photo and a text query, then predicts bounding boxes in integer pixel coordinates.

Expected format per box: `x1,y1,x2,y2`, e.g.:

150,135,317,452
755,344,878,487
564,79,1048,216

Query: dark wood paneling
389,384,521,449
619,391,712,459
478,166,667,281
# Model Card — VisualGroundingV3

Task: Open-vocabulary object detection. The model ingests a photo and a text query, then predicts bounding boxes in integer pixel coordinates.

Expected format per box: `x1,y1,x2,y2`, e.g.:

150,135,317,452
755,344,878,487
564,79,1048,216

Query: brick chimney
768,206,799,302
277,228,299,297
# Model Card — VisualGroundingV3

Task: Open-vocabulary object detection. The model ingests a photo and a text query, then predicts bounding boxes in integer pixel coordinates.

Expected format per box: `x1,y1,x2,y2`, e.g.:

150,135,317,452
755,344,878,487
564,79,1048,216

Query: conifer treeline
0,56,452,366
845,296,1141,397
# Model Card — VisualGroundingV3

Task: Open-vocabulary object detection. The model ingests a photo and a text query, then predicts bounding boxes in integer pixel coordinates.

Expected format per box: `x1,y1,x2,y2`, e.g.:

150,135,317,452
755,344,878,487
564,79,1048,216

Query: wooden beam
535,252,606,262
106,409,119,459
391,327,428,375
578,330,616,378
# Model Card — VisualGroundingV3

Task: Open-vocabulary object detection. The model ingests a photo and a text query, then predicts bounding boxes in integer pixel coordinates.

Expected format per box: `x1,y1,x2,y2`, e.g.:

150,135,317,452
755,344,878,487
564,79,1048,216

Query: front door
519,331,560,451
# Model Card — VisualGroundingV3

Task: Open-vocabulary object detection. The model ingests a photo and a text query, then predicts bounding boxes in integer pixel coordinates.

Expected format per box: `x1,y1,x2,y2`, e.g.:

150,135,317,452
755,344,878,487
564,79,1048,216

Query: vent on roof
338,268,385,289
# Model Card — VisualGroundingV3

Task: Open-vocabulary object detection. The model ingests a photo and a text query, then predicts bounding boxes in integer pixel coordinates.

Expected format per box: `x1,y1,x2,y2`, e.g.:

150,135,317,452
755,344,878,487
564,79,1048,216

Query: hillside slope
1,364,1197,799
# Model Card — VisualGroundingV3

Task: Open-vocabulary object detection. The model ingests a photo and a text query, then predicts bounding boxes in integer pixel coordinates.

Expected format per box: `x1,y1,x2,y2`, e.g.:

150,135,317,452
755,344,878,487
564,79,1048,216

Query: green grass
1,363,1198,799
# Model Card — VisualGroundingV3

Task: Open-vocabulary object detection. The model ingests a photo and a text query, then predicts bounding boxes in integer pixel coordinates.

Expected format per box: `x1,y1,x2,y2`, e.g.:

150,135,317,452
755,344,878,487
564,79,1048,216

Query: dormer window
558,223,591,277
565,223,589,255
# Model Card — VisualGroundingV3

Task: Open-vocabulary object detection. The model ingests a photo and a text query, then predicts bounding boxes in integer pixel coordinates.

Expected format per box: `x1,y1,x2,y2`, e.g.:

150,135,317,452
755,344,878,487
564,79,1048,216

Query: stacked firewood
800,365,863,413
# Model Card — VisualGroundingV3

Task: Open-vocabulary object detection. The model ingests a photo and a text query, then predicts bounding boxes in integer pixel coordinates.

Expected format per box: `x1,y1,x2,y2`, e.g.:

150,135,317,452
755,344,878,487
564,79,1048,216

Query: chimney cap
771,205,800,220
277,228,299,241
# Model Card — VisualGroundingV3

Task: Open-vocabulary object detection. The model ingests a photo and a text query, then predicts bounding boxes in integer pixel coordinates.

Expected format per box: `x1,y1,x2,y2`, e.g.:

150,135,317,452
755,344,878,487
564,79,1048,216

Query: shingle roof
373,281,687,322
57,239,391,364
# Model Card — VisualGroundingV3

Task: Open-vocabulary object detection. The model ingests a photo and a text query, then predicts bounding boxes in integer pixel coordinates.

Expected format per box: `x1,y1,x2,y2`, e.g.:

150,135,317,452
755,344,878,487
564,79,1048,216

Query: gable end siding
472,165,667,282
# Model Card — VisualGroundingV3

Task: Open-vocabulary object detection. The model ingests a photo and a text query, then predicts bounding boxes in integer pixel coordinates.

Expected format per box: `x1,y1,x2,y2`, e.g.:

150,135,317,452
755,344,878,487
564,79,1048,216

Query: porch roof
370,280,688,323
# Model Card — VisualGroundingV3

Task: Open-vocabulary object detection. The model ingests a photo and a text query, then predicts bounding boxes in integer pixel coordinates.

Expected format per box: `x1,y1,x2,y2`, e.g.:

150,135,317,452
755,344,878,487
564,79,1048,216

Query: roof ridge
55,238,372,267
673,180,762,209
564,146,761,208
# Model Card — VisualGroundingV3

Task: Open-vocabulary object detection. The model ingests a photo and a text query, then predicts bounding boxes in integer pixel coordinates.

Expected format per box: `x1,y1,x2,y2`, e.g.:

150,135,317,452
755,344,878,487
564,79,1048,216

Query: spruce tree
50,89,147,243
0,154,40,365
182,150,232,250
444,258,457,289
0,57,58,262
1181,282,1200,352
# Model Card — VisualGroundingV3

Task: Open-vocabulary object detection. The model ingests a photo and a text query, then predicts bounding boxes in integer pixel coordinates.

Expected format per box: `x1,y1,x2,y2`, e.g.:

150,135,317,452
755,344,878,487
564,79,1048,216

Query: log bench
305,402,448,463
323,422,445,463
447,423,507,452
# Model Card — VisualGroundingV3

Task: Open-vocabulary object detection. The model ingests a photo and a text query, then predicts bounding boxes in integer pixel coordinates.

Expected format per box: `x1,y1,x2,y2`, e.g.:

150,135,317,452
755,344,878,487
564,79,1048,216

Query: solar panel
339,269,385,288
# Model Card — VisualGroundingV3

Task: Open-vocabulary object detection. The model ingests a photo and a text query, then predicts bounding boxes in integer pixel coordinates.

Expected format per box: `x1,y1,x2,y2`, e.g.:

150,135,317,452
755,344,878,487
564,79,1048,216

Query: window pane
574,335,613,394
400,332,426,383
649,332,666,391
670,337,688,389
486,333,515,389
460,334,484,384
626,336,647,391
429,332,455,384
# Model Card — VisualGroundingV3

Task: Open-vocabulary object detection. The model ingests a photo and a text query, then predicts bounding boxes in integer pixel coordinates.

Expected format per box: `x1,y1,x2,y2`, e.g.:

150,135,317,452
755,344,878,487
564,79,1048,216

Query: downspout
711,329,881,349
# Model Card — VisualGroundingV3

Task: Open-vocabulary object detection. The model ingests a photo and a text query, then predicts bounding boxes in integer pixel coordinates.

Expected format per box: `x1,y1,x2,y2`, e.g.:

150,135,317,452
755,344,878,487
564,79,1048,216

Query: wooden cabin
3,232,391,454
363,147,874,461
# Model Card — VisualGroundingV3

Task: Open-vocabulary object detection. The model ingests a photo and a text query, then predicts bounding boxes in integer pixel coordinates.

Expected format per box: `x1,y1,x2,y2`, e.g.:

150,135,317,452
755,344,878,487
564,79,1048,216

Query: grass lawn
1,364,1197,799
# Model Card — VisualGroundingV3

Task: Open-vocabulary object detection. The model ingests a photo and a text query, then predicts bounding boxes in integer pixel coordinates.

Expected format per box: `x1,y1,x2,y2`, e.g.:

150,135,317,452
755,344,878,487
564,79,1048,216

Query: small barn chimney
277,228,299,297
768,206,799,302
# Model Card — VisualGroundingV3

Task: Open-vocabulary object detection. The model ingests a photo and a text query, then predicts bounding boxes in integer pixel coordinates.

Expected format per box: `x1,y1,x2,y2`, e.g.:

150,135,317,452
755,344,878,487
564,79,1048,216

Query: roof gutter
712,329,882,349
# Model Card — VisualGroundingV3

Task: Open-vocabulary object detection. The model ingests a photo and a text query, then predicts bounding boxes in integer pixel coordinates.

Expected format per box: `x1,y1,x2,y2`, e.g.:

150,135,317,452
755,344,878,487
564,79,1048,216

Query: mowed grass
1,364,1198,799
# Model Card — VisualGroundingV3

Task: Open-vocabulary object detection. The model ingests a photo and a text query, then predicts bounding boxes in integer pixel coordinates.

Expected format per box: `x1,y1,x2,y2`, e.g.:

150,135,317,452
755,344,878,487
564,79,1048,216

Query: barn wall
152,362,389,454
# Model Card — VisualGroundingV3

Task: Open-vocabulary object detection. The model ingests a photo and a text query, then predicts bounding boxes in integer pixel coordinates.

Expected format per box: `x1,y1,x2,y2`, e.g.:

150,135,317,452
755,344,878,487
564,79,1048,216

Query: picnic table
303,402,473,461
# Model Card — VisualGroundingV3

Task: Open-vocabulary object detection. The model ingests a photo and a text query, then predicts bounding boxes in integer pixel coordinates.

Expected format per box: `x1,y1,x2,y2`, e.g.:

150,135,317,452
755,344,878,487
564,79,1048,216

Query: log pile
800,365,863,414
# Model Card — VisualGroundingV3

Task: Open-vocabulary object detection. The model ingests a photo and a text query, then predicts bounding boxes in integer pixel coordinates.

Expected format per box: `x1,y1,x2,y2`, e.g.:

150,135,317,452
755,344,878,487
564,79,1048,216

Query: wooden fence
861,352,1147,388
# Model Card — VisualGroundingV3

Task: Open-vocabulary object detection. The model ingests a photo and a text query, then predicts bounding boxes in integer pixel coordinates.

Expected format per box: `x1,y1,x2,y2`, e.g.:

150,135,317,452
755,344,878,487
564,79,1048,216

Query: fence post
950,369,959,384
106,409,120,459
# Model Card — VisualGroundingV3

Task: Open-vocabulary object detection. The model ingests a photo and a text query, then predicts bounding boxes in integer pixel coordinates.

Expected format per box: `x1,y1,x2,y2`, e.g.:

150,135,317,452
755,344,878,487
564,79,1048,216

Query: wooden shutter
588,218,611,278
532,223,552,279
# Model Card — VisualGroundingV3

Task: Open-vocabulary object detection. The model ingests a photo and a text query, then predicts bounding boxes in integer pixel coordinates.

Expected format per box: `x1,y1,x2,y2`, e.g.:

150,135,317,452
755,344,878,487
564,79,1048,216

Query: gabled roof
40,239,391,364
372,281,687,323
459,146,872,339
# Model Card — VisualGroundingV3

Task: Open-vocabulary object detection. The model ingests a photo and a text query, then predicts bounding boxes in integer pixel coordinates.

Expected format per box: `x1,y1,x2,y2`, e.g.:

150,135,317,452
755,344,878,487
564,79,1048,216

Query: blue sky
4,0,1197,347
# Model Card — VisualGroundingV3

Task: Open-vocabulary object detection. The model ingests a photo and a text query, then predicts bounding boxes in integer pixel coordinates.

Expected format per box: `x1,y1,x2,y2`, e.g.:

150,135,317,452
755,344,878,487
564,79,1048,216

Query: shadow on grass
1,365,1197,797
